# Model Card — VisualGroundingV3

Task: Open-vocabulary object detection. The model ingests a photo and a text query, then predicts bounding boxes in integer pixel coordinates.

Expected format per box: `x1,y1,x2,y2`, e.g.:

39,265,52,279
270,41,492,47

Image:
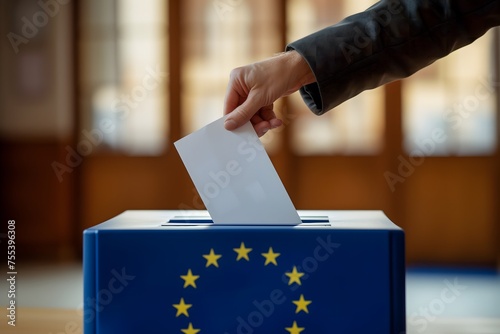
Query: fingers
223,84,242,116
259,104,283,128
252,117,283,137
253,122,271,137
223,67,249,116
269,118,283,129
223,62,286,134
225,99,284,137
250,105,283,137
251,110,271,137
224,91,260,130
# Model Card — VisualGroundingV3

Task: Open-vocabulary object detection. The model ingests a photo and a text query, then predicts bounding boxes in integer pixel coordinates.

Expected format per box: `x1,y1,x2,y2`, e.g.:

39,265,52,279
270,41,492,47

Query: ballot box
83,210,405,334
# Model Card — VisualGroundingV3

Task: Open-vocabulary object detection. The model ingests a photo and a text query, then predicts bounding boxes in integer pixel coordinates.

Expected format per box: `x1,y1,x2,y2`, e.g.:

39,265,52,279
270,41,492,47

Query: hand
223,50,315,137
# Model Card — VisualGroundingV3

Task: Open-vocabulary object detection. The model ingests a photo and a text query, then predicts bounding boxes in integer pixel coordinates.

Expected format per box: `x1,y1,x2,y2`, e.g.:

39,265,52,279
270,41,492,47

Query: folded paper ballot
174,116,301,225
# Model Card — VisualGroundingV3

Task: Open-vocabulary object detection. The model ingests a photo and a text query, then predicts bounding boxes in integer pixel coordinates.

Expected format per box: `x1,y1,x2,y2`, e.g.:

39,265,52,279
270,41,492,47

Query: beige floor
0,309,499,334
0,308,82,334
0,262,83,334
0,262,83,308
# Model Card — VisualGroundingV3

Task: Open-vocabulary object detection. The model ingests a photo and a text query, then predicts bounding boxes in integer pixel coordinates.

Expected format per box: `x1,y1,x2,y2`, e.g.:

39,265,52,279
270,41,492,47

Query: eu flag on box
83,210,405,334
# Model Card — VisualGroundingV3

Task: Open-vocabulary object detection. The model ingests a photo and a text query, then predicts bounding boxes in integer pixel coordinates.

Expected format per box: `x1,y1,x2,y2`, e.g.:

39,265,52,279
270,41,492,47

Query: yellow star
285,266,304,285
181,322,200,334
172,298,192,317
261,247,280,266
233,242,252,261
285,321,304,334
203,248,222,267
292,294,312,314
180,269,199,288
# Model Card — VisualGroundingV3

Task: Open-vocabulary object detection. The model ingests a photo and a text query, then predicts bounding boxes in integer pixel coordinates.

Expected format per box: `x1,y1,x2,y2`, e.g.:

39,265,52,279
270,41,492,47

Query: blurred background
0,0,499,333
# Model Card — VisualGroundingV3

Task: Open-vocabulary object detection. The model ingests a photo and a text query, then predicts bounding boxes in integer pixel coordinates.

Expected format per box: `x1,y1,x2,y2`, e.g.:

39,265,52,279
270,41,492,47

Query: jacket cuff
285,44,324,115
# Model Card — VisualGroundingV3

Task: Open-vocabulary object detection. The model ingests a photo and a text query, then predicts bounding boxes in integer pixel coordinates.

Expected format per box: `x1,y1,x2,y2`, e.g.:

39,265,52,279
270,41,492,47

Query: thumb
224,91,262,131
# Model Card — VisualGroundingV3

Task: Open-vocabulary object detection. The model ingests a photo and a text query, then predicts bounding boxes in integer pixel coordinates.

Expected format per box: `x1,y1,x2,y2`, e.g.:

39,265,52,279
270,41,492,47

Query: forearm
287,0,500,115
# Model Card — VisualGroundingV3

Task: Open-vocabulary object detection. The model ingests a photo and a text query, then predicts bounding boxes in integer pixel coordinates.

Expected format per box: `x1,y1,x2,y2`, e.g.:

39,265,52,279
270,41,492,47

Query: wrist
285,50,316,87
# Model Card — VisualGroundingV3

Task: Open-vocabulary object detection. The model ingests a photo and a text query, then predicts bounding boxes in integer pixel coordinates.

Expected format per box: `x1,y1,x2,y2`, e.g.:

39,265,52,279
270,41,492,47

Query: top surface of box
86,210,402,231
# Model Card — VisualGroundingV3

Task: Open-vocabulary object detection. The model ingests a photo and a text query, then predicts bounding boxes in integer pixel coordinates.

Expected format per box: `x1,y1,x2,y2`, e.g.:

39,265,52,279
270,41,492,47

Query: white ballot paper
174,116,301,225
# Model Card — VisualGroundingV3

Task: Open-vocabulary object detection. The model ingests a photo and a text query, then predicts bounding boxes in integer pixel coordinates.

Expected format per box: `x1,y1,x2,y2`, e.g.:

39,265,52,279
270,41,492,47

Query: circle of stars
172,242,312,333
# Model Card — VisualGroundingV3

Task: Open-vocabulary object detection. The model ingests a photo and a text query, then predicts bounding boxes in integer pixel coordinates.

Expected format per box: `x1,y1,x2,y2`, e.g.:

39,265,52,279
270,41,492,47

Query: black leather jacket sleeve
286,0,500,115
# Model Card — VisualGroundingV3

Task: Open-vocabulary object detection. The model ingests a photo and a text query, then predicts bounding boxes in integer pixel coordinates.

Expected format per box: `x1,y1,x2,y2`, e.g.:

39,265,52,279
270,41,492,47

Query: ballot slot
162,215,330,226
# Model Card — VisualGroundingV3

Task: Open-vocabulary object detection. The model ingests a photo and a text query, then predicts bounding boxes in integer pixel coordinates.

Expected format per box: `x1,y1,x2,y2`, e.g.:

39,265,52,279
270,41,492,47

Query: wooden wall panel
290,155,497,265
404,158,497,265
0,141,75,260
80,153,193,229
292,156,392,211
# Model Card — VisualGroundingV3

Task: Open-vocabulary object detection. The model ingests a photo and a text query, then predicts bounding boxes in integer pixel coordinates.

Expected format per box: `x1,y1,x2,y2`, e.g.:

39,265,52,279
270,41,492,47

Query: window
181,0,283,152
287,0,384,155
403,30,497,156
79,0,168,155
79,1,497,158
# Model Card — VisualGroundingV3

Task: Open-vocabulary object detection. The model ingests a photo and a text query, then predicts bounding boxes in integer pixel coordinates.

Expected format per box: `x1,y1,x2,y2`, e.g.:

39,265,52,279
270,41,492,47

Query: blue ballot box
83,210,406,334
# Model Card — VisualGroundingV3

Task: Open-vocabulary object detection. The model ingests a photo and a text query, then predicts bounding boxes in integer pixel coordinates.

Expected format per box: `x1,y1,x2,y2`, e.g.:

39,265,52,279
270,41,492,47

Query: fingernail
224,119,237,130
